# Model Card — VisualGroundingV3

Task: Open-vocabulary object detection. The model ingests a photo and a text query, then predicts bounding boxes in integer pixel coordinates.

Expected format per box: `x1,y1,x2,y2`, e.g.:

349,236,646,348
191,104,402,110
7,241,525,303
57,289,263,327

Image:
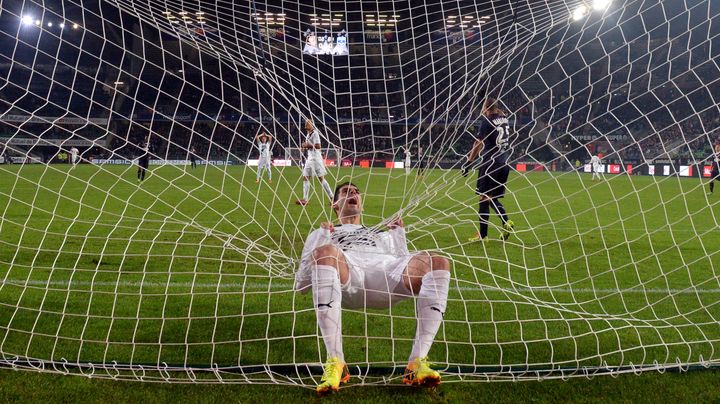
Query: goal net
0,0,719,385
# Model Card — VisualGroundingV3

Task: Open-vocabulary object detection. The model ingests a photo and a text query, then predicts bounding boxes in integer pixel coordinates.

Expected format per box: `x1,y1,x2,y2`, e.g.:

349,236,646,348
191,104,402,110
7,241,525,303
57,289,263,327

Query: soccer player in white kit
591,154,603,180
295,182,451,395
296,120,333,205
70,146,79,166
403,147,412,174
255,131,273,183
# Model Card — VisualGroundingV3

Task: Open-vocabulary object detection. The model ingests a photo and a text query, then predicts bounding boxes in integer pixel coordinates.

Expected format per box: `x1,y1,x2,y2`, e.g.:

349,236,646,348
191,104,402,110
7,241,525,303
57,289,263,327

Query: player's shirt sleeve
477,118,491,143
295,228,333,293
388,227,410,257
312,129,321,146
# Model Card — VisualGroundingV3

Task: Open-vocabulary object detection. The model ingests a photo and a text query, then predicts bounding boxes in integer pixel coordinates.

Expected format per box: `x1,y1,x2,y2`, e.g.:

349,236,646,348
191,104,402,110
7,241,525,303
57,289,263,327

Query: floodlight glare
572,5,588,21
34,19,41,26
22,16,34,26
47,22,53,27
592,0,612,11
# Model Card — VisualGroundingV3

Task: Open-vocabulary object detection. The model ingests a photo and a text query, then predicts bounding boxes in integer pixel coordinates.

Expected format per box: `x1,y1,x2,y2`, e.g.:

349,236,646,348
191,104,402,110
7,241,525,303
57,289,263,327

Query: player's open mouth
347,196,359,206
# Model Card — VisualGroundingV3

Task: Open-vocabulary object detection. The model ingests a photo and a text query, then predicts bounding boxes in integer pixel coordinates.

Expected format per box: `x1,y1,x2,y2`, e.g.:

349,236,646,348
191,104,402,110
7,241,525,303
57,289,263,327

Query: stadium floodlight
593,0,612,11
34,19,41,26
72,23,79,29
572,5,588,21
59,23,65,28
21,15,34,26
47,22,53,27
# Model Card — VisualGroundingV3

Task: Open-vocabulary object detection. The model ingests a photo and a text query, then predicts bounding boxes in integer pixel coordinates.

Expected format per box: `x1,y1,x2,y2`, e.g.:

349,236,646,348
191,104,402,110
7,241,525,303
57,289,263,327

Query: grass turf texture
0,164,718,387
1,367,720,403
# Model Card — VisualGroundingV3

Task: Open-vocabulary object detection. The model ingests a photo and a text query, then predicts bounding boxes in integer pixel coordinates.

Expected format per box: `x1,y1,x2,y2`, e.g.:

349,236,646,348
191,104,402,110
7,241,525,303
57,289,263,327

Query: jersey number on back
496,125,510,152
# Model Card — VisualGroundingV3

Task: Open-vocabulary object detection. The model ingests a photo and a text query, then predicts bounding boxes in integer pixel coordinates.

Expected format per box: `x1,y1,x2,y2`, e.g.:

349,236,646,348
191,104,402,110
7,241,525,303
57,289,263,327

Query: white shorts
258,157,271,169
303,158,327,177
340,250,416,310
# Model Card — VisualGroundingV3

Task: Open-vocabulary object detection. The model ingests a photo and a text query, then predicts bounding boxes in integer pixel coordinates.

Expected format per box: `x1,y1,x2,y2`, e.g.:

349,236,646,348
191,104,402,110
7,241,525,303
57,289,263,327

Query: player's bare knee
312,245,341,267
429,254,451,273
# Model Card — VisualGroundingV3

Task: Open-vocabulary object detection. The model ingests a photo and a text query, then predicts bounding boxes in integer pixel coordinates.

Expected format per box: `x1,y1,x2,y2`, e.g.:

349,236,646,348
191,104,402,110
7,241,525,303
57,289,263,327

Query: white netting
0,0,719,385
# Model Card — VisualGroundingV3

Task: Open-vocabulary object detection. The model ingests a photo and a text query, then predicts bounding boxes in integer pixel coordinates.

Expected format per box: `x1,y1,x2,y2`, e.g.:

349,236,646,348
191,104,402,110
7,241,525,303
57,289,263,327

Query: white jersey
70,147,79,162
404,150,411,163
295,224,411,295
319,36,333,54
591,155,601,166
305,129,323,161
257,141,271,160
332,35,348,55
303,33,318,54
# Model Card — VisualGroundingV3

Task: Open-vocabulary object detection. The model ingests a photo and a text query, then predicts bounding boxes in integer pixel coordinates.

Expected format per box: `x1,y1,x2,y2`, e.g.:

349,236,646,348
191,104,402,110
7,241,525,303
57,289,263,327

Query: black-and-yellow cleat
316,357,350,396
403,357,441,388
501,220,515,241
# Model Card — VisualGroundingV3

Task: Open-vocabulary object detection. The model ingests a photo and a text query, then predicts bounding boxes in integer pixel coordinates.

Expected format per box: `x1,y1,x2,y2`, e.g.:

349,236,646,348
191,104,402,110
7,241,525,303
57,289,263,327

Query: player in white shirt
296,120,333,205
295,182,451,395
332,30,348,55
591,154,603,180
255,131,273,183
70,146,79,166
403,147,412,174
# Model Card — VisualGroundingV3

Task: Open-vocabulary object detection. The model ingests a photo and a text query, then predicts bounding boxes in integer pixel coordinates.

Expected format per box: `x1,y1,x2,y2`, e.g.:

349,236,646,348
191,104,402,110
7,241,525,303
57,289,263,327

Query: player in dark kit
709,141,720,195
462,97,515,242
189,145,198,169
416,146,426,177
137,136,150,181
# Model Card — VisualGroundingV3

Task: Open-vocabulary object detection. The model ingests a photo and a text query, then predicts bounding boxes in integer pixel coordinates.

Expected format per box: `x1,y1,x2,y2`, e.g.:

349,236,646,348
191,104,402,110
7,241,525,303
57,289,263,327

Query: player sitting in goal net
294,182,451,395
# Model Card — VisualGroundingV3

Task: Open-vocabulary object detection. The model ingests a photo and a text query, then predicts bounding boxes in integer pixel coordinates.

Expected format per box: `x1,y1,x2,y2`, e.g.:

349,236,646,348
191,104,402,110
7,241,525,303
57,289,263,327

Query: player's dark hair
333,181,360,204
484,97,505,116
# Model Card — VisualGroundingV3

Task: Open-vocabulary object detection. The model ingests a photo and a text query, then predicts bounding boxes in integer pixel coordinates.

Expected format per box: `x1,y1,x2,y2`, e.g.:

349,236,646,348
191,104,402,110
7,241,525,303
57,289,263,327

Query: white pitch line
1,279,720,295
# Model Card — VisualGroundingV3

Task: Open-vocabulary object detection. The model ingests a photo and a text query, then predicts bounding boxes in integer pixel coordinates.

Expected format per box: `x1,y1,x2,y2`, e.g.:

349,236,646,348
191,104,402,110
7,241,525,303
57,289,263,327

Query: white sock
267,166,271,180
409,270,450,361
303,180,310,200
312,264,344,362
321,179,333,200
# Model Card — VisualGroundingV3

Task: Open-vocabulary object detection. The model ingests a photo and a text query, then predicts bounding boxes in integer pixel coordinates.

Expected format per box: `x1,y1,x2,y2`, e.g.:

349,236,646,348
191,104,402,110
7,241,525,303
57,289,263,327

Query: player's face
334,185,362,217
305,121,314,131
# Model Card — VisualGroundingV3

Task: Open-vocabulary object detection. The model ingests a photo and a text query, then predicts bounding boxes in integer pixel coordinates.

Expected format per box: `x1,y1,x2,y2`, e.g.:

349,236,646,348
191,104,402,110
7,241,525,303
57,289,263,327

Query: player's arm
462,139,483,176
386,216,410,256
295,227,333,293
468,139,483,162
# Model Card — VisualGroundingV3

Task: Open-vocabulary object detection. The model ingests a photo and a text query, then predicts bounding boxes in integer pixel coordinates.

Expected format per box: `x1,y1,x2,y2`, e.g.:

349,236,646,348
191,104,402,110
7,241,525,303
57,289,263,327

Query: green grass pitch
0,163,718,399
